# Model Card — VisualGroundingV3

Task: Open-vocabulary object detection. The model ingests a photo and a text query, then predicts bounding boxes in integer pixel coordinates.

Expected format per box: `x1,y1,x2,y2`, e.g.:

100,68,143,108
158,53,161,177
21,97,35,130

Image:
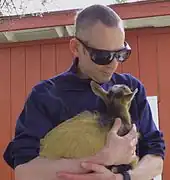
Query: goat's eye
107,91,114,98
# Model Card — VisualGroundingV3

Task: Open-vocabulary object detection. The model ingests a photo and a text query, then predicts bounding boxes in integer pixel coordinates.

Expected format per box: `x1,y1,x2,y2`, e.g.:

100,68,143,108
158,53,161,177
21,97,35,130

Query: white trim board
147,96,161,180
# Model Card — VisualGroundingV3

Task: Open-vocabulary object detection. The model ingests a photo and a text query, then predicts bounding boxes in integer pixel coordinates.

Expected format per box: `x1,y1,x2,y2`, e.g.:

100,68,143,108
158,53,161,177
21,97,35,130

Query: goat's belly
39,111,109,159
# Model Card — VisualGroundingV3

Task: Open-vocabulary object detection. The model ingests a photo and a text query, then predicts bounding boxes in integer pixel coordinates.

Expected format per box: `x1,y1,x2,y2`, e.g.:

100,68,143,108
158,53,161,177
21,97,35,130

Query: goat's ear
90,81,109,105
124,88,138,102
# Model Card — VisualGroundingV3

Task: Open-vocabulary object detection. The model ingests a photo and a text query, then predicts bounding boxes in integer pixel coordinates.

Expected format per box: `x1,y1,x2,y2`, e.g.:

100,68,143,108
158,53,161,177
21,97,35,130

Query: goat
39,80,139,173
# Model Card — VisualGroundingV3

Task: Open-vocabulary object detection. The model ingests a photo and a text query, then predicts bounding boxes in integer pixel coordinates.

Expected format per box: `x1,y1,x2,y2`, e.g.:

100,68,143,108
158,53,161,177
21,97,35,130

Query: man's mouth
102,71,113,76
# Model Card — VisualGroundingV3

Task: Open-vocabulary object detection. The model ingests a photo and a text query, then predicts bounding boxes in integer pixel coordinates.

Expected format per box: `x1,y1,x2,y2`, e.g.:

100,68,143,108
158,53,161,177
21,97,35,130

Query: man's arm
14,157,89,180
129,155,163,180
128,74,165,180
55,155,163,180
4,82,89,180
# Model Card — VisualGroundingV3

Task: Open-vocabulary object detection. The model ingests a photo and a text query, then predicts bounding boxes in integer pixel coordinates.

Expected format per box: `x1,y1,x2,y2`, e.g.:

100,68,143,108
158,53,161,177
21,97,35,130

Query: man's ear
69,38,79,57
90,81,109,106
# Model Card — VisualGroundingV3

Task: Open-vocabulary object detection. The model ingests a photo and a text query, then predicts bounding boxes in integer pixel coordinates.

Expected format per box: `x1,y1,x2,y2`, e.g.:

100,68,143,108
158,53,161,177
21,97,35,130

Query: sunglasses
76,37,131,65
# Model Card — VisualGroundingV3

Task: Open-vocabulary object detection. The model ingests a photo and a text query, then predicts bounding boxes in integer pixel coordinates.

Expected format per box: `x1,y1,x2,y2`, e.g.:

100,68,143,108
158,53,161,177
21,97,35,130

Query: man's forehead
84,25,125,49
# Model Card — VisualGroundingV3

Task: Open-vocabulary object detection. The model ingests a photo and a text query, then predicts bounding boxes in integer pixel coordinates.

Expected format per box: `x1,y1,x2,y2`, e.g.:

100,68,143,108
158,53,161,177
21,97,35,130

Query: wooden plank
56,43,73,74
137,34,158,96
10,47,26,180
11,47,26,137
157,33,170,180
41,44,56,80
0,48,11,180
25,45,41,96
122,34,139,79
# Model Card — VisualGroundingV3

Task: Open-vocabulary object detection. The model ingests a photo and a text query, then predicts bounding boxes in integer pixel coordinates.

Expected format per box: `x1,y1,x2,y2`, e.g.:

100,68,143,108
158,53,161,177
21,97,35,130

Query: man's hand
87,118,138,166
57,162,123,180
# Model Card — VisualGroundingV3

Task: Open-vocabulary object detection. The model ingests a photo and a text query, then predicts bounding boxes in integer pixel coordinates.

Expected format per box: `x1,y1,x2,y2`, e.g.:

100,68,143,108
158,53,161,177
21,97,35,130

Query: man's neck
76,66,90,80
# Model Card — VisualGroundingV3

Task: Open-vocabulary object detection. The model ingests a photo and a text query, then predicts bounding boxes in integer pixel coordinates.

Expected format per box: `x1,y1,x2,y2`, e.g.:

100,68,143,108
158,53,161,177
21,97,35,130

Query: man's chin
96,77,112,84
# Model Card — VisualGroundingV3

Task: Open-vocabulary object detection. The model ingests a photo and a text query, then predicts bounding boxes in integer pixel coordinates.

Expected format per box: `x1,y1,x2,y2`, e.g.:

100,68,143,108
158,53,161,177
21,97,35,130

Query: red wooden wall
0,27,169,180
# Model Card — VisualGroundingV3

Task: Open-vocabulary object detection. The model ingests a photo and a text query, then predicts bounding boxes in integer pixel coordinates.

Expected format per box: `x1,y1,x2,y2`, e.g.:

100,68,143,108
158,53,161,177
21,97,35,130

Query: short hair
74,4,123,37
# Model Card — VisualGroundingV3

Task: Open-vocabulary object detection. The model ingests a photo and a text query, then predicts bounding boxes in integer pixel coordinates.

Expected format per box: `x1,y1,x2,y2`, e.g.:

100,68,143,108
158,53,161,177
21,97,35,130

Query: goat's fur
39,80,139,173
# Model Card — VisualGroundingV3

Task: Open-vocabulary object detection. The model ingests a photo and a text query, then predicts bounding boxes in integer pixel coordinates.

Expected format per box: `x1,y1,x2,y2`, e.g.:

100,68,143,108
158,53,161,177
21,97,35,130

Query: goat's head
90,80,138,110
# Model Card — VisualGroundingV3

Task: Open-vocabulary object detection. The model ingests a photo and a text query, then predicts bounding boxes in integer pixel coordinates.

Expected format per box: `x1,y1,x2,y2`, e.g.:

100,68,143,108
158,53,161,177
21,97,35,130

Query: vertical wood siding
0,27,169,180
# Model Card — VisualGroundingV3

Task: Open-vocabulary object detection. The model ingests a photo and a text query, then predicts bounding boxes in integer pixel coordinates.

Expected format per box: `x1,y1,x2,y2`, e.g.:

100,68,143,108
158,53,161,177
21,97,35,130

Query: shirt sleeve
129,74,165,160
3,80,63,169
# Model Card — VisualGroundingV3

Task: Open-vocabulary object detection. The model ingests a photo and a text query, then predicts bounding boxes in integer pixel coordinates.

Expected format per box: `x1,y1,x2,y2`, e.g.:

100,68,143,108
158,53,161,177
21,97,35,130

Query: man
3,4,165,180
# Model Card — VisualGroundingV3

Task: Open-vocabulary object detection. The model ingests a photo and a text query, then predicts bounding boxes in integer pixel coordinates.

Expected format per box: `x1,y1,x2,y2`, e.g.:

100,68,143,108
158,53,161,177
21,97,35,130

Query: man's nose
106,58,118,67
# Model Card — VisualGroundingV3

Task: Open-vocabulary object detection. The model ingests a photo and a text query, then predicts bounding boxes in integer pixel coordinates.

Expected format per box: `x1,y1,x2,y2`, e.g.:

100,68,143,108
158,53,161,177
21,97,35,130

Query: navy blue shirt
3,58,165,169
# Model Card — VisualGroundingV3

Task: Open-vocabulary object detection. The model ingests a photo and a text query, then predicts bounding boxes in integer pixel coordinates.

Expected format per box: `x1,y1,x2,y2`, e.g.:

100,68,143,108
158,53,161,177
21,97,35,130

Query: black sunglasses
76,37,131,65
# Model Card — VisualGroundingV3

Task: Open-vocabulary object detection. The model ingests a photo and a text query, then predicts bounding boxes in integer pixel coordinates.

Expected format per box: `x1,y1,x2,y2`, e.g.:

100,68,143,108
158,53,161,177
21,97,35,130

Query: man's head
69,4,131,83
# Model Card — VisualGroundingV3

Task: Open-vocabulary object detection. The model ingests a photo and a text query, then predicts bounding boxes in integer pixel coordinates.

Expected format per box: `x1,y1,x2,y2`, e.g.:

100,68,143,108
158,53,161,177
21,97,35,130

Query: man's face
70,21,126,83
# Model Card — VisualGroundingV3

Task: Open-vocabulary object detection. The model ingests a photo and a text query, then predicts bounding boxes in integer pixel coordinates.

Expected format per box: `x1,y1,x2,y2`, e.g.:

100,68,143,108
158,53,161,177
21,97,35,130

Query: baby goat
39,80,139,172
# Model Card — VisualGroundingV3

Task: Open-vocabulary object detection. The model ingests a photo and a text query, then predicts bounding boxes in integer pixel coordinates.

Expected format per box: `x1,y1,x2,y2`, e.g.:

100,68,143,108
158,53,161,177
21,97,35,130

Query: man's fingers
110,118,122,134
81,162,107,173
57,172,90,180
125,124,137,140
131,136,138,146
